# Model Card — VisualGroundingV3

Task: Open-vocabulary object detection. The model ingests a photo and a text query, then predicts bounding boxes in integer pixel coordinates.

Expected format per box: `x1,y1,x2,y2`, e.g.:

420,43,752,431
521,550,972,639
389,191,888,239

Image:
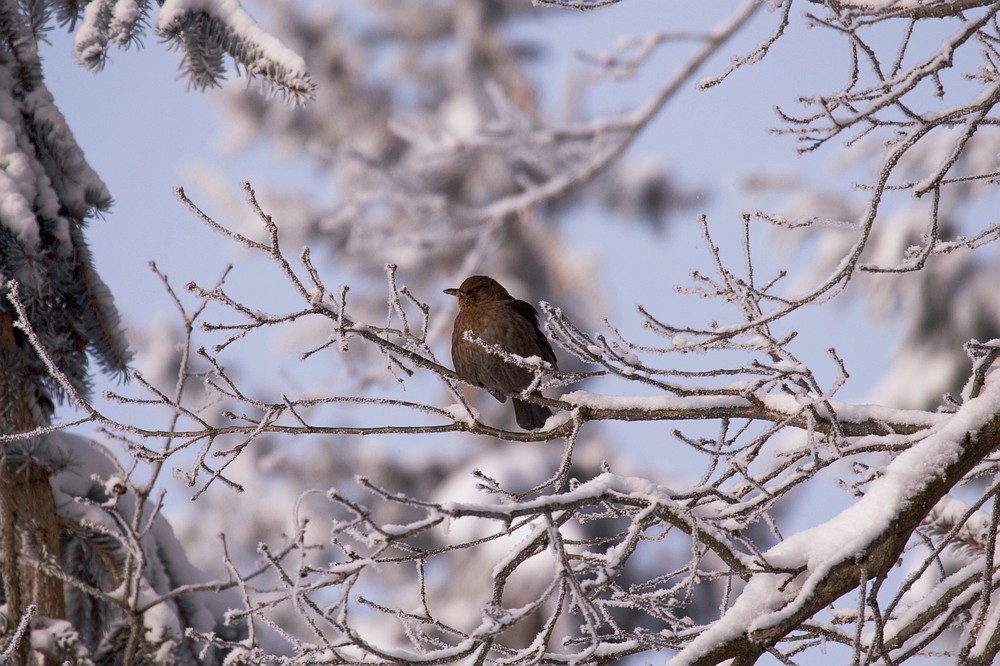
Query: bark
0,311,65,664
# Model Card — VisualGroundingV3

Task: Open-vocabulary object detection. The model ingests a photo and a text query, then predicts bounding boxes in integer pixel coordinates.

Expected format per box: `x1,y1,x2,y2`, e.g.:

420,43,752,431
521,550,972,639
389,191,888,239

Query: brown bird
444,275,558,430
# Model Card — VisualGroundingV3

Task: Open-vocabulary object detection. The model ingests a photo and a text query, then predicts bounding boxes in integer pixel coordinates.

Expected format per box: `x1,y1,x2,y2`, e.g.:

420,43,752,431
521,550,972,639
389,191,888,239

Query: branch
672,371,1000,665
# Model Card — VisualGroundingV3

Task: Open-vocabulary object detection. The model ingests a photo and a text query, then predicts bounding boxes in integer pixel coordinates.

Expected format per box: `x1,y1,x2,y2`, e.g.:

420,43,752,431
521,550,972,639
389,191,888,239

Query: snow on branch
71,0,314,101
2,185,942,443
157,0,313,100
810,0,997,20
672,372,1000,665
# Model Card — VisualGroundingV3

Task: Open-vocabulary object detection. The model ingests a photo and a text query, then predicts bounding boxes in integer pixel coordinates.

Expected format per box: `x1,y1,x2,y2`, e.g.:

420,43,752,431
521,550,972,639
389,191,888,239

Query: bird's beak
443,288,462,297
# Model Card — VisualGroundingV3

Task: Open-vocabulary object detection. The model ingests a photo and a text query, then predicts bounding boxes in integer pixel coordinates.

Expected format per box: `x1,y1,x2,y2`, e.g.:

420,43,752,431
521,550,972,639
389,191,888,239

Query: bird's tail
513,398,552,430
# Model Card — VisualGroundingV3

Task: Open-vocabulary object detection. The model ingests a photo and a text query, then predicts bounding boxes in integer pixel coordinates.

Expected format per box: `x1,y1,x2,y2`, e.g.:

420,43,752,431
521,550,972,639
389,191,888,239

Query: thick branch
673,374,1000,665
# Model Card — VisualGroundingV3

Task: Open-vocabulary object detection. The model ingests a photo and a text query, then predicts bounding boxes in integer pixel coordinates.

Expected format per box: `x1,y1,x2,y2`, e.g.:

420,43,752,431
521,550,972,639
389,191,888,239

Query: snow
30,0,999,660
443,402,479,425
872,344,966,410
562,388,947,430
823,0,924,7
14,79,111,224
112,0,142,38
440,472,756,571
562,390,740,412
379,511,443,537
137,581,183,652
539,408,573,430
669,374,1000,664
29,618,87,664
756,391,946,429
775,359,806,373
157,0,308,78
98,474,127,507
0,121,41,246
72,1,107,64
491,518,552,579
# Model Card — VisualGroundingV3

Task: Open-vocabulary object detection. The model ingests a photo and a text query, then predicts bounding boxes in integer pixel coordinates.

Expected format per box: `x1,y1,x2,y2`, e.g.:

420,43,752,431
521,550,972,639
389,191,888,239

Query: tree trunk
0,312,65,664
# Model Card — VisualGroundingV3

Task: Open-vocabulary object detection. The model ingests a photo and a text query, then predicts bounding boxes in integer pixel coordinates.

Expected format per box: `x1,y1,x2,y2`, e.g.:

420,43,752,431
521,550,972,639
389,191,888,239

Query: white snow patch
443,402,479,424
0,122,40,247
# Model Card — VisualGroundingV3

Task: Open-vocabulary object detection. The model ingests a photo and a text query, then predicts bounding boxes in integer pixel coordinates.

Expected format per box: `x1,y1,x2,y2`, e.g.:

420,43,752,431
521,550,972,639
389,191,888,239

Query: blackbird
444,275,558,430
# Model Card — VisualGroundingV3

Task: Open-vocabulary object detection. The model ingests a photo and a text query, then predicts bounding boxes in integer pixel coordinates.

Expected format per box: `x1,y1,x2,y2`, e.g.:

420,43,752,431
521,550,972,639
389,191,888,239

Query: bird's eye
469,287,480,295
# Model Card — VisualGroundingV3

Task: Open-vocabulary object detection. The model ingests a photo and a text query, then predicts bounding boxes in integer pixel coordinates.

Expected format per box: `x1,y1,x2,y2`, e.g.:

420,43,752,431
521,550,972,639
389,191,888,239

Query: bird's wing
512,299,558,368
511,298,540,324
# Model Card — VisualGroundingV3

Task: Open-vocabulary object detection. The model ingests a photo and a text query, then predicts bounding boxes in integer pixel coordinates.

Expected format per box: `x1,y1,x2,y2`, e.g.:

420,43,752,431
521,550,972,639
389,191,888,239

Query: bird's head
444,275,513,307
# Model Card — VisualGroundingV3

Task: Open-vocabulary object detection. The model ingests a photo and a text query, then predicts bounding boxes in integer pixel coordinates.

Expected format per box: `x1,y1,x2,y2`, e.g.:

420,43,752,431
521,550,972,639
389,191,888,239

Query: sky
41,31,289,306
38,0,898,406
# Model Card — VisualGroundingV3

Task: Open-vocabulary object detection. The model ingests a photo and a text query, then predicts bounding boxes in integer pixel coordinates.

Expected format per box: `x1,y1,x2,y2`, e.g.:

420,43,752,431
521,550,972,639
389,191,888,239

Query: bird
444,275,558,430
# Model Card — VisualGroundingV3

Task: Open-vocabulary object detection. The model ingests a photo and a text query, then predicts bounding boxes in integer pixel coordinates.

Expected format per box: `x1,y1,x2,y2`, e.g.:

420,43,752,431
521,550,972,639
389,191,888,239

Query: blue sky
39,2,896,407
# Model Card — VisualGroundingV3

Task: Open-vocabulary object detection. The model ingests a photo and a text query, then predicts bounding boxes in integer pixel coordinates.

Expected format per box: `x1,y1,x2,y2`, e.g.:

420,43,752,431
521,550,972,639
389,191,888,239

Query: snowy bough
5,1,1000,665
14,175,1000,663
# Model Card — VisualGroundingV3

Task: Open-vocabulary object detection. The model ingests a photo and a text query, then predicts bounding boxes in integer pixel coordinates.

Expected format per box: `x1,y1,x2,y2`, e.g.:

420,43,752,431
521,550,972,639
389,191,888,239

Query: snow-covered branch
673,374,1000,664
71,0,314,100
